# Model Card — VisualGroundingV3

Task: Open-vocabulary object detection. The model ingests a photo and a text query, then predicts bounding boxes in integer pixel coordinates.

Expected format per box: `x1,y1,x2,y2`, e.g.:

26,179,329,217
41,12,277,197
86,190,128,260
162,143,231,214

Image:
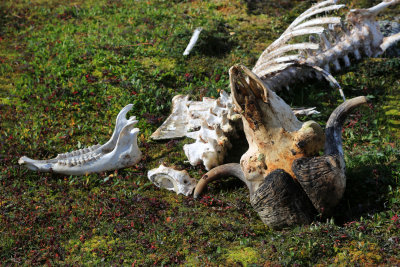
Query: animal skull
194,64,367,228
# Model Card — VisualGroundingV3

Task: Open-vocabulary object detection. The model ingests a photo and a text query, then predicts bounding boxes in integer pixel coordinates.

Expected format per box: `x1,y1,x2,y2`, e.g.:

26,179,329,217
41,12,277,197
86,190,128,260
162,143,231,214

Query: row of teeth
56,144,101,159
57,153,102,166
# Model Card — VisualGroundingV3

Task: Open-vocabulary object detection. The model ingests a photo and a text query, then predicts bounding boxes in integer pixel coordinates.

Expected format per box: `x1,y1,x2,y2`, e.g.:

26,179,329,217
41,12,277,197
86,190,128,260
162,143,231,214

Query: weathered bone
230,64,325,194
253,0,400,93
147,165,197,196
18,105,142,175
183,27,203,56
152,91,321,169
194,65,367,229
151,91,239,140
151,91,241,170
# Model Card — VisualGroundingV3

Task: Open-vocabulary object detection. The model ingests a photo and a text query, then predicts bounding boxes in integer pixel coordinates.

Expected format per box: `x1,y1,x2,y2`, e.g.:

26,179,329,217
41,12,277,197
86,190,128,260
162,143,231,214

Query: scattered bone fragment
18,105,142,175
147,165,197,196
183,27,203,56
150,95,191,140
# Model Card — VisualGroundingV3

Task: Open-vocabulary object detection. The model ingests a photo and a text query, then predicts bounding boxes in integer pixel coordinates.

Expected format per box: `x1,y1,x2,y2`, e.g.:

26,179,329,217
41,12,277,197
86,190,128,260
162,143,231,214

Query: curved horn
292,96,368,214
324,96,368,159
193,163,249,198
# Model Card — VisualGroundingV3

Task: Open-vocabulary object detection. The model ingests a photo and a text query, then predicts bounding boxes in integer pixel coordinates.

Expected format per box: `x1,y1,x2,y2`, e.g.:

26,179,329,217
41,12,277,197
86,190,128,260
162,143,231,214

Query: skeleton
18,0,399,228
156,0,399,228
154,0,400,168
18,105,142,175
253,0,400,96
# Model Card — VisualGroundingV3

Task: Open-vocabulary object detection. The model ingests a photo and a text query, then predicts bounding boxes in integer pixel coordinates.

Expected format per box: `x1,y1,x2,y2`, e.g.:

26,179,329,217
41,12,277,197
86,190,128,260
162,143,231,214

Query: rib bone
253,0,400,93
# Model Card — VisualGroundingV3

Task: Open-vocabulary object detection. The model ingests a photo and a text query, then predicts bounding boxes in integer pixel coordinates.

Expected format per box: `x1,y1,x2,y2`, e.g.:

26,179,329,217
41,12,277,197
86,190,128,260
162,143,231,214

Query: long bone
194,65,367,229
19,105,142,175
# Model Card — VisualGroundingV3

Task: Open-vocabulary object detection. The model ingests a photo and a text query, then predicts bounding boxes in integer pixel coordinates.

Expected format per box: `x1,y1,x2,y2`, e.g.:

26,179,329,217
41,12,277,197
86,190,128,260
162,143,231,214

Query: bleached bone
183,27,203,56
151,91,240,170
253,0,400,94
184,121,231,170
151,91,239,140
147,165,197,196
150,95,191,140
182,92,238,170
292,107,320,116
18,105,142,175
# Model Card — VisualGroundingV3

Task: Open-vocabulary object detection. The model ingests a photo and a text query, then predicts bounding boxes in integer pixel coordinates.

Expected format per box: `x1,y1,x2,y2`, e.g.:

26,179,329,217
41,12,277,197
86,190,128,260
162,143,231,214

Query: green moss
225,246,260,266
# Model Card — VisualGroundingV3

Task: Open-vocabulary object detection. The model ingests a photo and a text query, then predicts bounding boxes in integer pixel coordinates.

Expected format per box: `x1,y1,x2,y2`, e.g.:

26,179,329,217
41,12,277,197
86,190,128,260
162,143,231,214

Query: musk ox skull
194,65,367,229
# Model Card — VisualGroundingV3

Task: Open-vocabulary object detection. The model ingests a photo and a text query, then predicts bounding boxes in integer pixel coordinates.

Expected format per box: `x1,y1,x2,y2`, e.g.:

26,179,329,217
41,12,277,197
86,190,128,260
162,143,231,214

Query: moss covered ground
0,0,400,265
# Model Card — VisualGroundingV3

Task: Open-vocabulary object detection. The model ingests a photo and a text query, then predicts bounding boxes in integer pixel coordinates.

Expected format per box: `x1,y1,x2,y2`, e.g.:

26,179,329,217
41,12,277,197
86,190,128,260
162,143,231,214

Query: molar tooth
88,146,94,152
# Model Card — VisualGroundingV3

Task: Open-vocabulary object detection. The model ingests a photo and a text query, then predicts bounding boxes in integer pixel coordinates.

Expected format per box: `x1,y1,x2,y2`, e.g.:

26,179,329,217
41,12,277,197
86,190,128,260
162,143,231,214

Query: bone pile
151,91,241,170
153,0,400,170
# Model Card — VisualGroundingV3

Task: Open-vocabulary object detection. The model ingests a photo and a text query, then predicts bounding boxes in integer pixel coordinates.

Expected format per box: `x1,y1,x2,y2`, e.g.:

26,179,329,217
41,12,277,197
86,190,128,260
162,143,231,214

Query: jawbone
18,104,142,175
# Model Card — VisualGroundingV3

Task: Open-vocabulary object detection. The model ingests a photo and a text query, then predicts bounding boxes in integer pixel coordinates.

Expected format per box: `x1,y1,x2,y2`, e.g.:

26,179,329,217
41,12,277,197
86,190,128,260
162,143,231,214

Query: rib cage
253,0,400,94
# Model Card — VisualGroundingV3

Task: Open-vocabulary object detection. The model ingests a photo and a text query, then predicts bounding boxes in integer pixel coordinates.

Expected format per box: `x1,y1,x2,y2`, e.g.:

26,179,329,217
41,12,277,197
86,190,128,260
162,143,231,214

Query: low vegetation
0,0,399,265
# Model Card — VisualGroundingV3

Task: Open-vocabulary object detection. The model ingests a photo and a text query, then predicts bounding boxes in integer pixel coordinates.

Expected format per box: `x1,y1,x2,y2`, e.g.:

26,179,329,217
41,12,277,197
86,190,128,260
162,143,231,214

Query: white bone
257,43,319,66
183,27,203,56
289,5,345,30
293,17,341,31
19,105,142,175
380,33,400,53
147,165,197,196
292,107,320,116
252,0,399,95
